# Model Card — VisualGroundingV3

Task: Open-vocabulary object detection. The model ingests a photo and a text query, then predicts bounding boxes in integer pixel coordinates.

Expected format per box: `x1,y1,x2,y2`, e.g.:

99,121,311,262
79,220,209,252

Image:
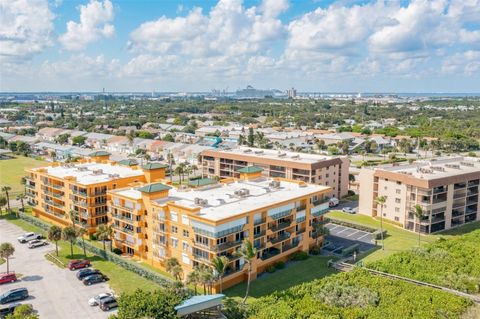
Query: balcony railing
270,221,292,232
71,189,88,197
269,232,291,245
112,213,134,222
296,228,306,235
261,249,281,260
254,230,266,238
193,253,210,262
213,240,242,252
113,225,134,234
282,241,300,252
254,218,266,225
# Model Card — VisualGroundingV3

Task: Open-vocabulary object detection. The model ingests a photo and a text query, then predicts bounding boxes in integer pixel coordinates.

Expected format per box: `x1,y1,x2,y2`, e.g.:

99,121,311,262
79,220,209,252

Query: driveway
0,220,115,318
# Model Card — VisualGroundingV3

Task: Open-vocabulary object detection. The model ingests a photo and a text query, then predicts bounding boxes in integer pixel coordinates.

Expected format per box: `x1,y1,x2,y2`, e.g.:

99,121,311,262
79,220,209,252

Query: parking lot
323,223,376,255
0,220,115,318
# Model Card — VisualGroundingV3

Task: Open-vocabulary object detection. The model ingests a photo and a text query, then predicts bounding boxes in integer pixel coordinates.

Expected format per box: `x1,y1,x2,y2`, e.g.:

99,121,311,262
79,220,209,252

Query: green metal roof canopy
237,166,263,174
88,150,111,157
141,162,168,170
187,178,217,187
136,182,172,193
175,294,225,317
117,159,138,166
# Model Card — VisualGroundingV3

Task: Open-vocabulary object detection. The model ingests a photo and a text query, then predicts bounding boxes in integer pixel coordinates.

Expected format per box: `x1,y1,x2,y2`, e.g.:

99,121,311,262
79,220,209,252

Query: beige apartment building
200,147,350,199
359,157,480,233
108,167,331,291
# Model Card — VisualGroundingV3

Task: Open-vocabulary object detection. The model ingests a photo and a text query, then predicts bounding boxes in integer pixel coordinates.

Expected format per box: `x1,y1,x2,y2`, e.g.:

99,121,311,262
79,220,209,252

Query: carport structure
175,294,226,318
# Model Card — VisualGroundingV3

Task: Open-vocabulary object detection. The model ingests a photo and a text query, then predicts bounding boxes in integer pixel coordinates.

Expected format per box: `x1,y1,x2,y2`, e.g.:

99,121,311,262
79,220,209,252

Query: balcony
71,189,88,197
270,221,292,232
254,230,266,238
25,183,35,190
254,218,266,225
452,210,464,218
112,213,134,223
113,225,134,235
152,239,167,247
296,228,306,235
213,240,242,252
261,248,281,261
269,232,291,245
282,241,300,252
193,253,210,262
72,200,88,208
153,226,166,233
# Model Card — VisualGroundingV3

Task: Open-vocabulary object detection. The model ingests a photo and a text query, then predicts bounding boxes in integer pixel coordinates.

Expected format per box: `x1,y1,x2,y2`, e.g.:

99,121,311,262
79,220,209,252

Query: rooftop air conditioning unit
255,150,264,155
234,190,242,196
278,153,287,158
291,155,300,159
243,149,252,153
194,197,202,205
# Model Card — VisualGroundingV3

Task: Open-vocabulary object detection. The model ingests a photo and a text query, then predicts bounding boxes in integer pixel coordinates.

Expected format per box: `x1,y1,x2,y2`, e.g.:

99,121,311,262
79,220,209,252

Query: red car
0,273,17,285
68,259,91,270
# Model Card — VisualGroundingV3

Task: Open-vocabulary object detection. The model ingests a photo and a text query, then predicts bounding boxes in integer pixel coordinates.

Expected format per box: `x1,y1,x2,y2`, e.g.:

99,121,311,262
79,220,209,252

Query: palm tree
77,228,88,257
174,165,185,183
166,257,183,280
197,263,214,294
0,242,15,273
167,152,175,182
69,210,78,231
20,177,27,194
16,194,25,214
186,268,200,295
62,226,77,258
375,196,387,250
313,223,330,246
0,196,6,216
191,164,198,176
97,224,112,252
413,204,424,246
48,225,62,256
211,255,229,293
235,239,257,303
2,186,11,213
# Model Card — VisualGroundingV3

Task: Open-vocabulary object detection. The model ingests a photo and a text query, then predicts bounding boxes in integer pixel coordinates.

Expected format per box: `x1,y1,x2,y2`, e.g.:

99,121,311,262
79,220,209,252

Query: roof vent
243,149,252,153
277,152,286,158
254,150,264,155
269,181,281,188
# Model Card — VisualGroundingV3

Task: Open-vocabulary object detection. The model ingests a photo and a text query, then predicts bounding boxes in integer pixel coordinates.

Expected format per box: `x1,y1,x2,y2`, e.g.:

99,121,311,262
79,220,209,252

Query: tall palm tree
413,204,424,246
211,255,229,293
166,257,182,281
313,223,330,246
375,196,387,250
2,186,11,213
186,268,200,295
0,196,7,217
235,239,257,303
69,210,78,231
197,263,214,294
0,242,15,273
191,164,198,177
16,194,25,214
167,152,175,182
62,226,77,258
174,165,184,183
97,224,109,251
48,225,62,256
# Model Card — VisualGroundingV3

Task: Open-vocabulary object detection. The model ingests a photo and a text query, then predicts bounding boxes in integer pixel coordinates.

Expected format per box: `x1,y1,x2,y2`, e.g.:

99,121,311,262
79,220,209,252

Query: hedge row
17,213,172,287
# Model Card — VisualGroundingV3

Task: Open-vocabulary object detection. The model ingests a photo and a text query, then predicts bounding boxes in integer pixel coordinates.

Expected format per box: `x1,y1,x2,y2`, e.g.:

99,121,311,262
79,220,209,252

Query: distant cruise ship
235,85,283,99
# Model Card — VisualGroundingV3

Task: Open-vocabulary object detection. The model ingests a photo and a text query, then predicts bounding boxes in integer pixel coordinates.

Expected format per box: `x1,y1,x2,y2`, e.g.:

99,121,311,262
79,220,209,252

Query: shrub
275,261,285,269
89,233,97,241
347,190,355,196
372,229,387,240
316,281,379,308
113,248,123,255
289,251,309,261
266,265,276,273
309,246,321,255
341,244,360,257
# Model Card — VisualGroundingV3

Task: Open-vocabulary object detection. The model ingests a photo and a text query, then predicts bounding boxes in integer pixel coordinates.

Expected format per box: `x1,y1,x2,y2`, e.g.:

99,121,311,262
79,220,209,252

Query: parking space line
327,225,339,231
345,230,359,238
335,228,349,235
357,233,371,240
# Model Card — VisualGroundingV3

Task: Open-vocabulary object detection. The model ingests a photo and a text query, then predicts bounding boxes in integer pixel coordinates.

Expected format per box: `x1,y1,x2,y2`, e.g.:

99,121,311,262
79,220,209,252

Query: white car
28,240,48,249
342,207,356,214
88,293,113,306
17,232,42,243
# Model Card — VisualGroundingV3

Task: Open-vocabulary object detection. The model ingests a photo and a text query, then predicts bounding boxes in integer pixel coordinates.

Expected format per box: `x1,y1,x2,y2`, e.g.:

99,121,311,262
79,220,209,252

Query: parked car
329,197,340,207
76,269,100,280
99,296,118,311
0,303,19,318
82,274,107,286
88,293,113,306
342,207,356,214
17,233,42,243
27,240,48,249
0,288,28,304
68,259,91,271
0,273,17,285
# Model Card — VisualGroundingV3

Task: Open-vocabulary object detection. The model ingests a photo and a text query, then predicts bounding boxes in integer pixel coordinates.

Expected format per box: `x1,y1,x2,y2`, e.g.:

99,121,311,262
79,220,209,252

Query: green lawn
1,213,160,294
326,211,438,262
224,256,337,299
0,156,47,193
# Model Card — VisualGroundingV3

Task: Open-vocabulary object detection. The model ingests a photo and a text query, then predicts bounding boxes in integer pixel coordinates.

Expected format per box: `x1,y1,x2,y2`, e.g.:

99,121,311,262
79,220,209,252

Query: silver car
27,240,48,249
88,293,113,306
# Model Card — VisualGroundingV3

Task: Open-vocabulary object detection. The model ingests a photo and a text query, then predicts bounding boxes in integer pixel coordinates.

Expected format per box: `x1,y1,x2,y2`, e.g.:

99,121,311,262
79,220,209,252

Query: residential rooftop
32,162,144,185
371,157,480,180
204,146,342,164
113,177,330,222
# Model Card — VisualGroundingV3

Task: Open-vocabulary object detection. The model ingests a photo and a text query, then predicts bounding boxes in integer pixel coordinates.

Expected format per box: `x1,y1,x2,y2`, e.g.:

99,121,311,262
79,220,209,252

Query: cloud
0,0,55,61
40,54,119,78
128,0,288,58
59,0,115,51
441,50,480,75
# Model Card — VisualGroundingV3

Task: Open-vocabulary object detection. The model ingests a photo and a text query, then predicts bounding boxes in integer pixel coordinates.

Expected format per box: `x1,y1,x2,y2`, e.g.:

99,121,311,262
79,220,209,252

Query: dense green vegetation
368,230,480,293
246,269,472,319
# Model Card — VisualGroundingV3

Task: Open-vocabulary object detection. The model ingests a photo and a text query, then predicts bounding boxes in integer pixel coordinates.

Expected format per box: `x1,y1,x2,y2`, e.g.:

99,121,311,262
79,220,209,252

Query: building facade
200,146,349,199
109,167,331,291
358,157,480,233
25,152,166,234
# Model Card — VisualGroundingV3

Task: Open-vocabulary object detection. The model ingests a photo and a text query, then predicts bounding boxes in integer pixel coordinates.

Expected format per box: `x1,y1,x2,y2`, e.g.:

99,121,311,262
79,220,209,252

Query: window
181,215,189,225
396,189,401,194
171,226,178,233
394,217,400,221
396,181,401,185
183,229,189,237
171,238,178,248
395,207,400,213
170,212,178,222
182,241,190,252
395,198,401,203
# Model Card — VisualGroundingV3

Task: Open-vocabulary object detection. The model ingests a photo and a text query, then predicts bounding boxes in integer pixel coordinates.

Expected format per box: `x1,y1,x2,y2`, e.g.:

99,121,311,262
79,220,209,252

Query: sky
0,0,479,93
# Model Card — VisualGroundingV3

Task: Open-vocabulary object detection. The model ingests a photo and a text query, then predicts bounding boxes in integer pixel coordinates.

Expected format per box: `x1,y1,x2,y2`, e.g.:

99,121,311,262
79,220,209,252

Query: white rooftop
158,178,328,222
209,146,341,164
35,162,144,185
111,188,143,200
375,157,480,180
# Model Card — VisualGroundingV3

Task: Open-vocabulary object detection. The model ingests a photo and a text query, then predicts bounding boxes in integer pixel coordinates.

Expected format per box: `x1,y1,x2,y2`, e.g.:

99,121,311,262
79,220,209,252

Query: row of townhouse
26,153,331,291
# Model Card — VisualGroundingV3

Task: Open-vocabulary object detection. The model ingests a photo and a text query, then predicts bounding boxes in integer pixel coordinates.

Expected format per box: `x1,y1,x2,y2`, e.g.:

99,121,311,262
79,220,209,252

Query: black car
0,288,28,304
76,268,100,280
82,274,107,286
99,296,118,311
0,303,19,318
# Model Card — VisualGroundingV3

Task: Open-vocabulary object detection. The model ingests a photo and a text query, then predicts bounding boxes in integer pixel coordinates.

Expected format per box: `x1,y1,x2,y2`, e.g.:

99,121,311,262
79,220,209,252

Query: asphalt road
0,220,115,318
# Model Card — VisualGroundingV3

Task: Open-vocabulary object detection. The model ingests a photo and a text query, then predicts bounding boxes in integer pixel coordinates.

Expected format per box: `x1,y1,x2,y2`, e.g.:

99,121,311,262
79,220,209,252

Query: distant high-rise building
287,87,297,98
